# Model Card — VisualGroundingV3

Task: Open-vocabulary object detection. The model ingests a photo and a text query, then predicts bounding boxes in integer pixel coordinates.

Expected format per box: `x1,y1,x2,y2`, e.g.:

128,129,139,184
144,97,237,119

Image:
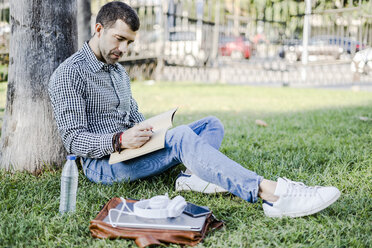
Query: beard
103,50,122,64
99,44,122,64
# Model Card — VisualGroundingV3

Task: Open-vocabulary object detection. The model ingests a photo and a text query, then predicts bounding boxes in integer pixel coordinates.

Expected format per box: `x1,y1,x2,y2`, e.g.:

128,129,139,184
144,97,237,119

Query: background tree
78,0,91,48
0,0,77,172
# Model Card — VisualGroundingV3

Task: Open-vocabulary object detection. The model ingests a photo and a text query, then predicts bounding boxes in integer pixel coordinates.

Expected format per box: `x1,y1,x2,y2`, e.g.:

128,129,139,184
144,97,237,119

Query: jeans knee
172,125,194,138
207,116,224,136
168,125,196,146
166,125,194,158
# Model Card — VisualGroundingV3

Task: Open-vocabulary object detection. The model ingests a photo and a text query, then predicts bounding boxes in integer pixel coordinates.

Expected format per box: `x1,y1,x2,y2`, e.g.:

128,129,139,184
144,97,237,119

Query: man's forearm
64,130,115,158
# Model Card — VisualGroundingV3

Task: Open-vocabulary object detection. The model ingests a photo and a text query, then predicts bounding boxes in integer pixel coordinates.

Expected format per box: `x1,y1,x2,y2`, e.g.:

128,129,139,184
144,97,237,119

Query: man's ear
95,23,104,38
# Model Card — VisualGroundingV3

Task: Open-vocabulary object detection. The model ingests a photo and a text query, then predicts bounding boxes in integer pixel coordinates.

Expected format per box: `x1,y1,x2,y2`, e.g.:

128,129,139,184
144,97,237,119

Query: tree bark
78,0,91,48
0,0,77,172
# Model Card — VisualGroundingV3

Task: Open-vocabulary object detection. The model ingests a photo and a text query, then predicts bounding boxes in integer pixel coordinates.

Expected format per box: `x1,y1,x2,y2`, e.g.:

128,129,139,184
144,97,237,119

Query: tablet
103,202,208,231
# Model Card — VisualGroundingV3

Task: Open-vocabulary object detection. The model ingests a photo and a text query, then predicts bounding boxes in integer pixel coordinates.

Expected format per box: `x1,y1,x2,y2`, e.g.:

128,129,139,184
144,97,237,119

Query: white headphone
108,194,187,227
133,194,187,219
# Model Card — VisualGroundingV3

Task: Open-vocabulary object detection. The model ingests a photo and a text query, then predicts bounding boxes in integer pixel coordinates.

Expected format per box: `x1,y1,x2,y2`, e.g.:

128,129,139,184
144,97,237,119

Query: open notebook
109,108,178,164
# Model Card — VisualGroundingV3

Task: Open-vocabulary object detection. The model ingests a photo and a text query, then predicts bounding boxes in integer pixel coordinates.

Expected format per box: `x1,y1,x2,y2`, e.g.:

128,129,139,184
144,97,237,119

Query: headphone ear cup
167,196,187,218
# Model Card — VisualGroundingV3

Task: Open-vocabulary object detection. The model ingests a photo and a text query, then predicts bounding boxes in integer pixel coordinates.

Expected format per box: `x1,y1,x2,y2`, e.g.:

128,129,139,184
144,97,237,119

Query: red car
219,36,252,59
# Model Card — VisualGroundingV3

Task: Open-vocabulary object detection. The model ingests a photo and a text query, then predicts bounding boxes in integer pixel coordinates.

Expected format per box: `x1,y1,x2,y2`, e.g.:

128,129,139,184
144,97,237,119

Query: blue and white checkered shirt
49,42,145,158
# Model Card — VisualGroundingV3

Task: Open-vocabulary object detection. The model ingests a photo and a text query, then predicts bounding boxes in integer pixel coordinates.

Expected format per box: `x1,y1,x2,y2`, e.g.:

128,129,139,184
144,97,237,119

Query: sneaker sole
264,191,341,218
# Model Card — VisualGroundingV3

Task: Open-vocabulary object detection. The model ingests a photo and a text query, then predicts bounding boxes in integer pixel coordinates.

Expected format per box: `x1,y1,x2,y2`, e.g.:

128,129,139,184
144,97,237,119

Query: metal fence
1,0,372,85
109,0,371,86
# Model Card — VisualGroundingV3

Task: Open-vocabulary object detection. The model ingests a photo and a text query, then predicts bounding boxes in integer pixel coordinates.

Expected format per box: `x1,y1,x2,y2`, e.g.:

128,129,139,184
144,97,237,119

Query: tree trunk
78,0,91,48
0,0,77,172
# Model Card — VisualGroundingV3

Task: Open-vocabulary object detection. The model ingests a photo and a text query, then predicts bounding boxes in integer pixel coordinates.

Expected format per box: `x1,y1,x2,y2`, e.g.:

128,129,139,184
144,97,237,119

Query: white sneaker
263,177,340,218
175,172,228,194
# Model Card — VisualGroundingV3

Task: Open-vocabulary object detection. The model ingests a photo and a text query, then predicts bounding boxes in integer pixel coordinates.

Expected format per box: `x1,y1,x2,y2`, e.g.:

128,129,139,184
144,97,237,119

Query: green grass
1,82,371,247
0,65,8,81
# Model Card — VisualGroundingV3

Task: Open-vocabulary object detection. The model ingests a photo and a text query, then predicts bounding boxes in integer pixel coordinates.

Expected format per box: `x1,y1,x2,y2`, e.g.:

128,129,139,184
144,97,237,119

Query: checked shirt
49,42,144,158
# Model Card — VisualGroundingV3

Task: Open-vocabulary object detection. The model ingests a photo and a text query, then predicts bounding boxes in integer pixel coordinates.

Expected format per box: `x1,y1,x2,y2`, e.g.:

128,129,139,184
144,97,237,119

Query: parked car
279,36,344,62
278,39,301,60
164,29,210,67
219,36,252,59
351,48,372,75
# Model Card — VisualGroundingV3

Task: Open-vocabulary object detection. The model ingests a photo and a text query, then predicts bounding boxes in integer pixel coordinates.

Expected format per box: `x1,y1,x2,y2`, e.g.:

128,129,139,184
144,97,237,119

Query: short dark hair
96,1,140,31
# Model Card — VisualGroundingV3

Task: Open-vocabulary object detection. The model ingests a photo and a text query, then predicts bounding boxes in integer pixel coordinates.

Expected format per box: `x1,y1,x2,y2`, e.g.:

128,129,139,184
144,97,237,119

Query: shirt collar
81,42,119,73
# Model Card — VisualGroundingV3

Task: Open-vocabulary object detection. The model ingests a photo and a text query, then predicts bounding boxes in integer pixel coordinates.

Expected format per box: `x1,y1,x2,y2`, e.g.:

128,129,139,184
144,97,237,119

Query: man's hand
120,123,153,149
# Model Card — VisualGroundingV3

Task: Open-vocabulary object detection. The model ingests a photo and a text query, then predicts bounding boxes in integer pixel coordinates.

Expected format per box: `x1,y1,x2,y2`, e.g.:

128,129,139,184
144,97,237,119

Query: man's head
96,1,140,32
90,1,140,64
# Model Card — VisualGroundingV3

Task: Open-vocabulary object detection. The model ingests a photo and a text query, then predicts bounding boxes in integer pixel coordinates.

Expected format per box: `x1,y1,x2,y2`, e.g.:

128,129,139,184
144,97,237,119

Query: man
49,1,340,218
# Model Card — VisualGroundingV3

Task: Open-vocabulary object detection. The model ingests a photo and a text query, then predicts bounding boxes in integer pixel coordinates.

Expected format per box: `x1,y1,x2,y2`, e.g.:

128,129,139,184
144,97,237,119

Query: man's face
97,19,136,64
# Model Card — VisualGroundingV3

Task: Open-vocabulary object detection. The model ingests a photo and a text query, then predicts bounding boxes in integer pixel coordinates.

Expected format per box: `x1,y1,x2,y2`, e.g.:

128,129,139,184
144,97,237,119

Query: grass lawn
0,65,8,81
0,82,371,247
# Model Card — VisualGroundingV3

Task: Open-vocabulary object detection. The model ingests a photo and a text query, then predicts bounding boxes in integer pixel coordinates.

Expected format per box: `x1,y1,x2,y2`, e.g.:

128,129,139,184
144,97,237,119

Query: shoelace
176,171,191,179
283,177,319,197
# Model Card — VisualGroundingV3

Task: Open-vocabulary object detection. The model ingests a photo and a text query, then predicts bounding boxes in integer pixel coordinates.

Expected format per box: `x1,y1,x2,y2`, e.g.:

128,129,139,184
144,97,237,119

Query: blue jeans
82,116,263,203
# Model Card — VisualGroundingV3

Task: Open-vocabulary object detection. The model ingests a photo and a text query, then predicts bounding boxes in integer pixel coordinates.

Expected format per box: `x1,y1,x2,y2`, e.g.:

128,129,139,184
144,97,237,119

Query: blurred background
0,0,371,87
